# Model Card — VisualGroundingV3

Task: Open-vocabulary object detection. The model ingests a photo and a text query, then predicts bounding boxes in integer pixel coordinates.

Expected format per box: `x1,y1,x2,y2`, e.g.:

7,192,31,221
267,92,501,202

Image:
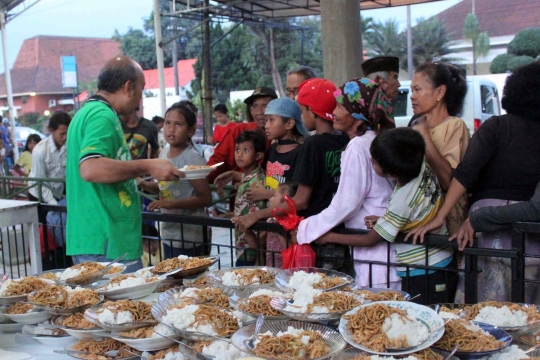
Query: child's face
164,110,195,148
27,140,38,152
269,186,285,208
265,115,292,141
298,104,316,131
214,111,228,125
234,141,261,170
333,102,357,138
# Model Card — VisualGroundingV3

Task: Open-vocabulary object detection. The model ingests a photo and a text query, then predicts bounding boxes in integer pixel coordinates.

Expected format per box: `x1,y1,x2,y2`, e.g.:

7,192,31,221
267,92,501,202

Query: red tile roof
143,59,197,89
435,0,540,41
0,35,121,96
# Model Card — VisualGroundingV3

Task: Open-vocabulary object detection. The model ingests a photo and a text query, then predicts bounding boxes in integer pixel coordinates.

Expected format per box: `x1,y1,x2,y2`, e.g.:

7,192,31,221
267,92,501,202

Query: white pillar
0,11,18,160
153,0,167,116
320,0,363,87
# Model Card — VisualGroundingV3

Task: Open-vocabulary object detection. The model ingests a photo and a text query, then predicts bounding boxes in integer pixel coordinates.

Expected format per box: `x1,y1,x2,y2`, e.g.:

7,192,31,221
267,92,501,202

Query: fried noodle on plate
153,255,213,273
354,290,406,301
4,302,35,314
70,338,140,359
252,326,331,359
58,312,96,329
1,277,49,296
434,318,503,352
350,348,444,360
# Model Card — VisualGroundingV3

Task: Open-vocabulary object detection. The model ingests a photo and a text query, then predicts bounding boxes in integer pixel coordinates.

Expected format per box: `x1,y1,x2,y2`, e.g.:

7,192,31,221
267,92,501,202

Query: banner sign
61,56,77,88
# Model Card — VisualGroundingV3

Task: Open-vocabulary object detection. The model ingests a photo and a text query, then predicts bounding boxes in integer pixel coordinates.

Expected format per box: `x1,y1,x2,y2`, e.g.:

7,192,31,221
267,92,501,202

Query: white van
392,77,502,134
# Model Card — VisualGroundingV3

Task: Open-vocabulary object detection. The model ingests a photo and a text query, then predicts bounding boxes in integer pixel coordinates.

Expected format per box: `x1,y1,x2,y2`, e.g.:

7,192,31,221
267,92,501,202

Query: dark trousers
401,256,458,305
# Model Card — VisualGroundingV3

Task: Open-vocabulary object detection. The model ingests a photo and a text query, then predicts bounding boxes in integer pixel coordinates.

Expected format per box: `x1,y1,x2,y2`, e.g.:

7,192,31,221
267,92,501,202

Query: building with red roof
433,0,540,74
0,35,121,117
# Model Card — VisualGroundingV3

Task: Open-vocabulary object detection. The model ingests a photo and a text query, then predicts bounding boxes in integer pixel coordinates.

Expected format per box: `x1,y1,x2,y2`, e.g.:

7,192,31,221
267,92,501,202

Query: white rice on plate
100,276,147,290
97,308,134,324
288,271,323,290
382,313,429,346
474,306,529,327
160,304,218,336
200,340,249,360
283,287,325,313
478,344,529,359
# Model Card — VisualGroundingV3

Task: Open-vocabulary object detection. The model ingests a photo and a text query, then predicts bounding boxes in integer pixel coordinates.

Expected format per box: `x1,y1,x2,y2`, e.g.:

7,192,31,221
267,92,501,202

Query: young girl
266,182,298,268
140,102,212,258
208,103,237,145
13,134,42,176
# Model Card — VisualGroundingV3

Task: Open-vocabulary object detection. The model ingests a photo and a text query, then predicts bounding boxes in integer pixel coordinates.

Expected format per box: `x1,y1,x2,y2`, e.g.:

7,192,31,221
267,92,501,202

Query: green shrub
507,55,535,71
508,27,540,57
490,53,516,73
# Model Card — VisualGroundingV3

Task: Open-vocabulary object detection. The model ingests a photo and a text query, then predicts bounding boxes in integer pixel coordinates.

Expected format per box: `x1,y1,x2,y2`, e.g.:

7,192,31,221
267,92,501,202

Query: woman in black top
406,61,540,303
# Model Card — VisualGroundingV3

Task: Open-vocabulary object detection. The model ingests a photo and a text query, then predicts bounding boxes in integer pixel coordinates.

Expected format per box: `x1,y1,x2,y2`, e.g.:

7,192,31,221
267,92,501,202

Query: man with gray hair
66,56,183,272
285,65,317,99
361,56,401,101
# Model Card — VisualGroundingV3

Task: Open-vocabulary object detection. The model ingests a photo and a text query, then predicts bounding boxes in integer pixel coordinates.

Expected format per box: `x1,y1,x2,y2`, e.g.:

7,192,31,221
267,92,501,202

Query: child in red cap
233,78,352,273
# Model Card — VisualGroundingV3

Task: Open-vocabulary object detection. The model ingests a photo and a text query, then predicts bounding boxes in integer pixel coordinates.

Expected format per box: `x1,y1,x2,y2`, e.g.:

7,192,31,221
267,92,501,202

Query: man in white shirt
29,111,71,204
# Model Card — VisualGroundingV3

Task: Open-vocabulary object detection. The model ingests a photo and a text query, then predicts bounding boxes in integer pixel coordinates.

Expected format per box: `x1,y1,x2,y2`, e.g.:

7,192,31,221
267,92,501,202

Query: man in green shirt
66,56,183,271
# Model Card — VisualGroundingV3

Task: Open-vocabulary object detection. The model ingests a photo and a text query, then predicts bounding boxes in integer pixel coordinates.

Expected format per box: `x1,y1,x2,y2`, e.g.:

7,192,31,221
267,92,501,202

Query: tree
411,18,457,67
490,53,516,74
507,27,540,57
112,28,159,70
507,55,535,71
490,27,540,74
365,19,406,61
463,13,490,75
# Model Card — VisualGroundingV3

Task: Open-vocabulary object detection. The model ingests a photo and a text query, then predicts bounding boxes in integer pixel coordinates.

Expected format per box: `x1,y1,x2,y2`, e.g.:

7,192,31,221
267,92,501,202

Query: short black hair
97,61,140,93
370,128,425,184
287,66,317,80
235,130,266,154
48,111,71,130
501,61,540,119
278,182,298,198
151,116,164,125
165,102,197,128
415,62,467,117
213,103,228,115
24,134,42,152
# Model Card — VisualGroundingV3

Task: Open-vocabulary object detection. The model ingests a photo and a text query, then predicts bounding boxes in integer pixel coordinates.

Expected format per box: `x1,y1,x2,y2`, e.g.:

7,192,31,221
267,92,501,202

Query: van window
392,89,409,117
481,85,500,115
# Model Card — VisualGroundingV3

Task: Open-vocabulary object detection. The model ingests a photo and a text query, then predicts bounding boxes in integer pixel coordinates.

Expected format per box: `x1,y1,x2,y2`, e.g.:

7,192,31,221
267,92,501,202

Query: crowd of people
5,54,540,305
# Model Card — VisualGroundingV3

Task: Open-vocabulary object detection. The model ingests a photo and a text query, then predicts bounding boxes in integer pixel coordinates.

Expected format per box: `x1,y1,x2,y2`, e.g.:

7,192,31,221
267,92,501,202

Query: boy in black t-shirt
233,78,350,272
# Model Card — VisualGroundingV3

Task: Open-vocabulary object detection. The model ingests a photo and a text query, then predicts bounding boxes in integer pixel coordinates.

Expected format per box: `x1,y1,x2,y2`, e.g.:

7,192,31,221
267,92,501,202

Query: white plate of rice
97,275,165,300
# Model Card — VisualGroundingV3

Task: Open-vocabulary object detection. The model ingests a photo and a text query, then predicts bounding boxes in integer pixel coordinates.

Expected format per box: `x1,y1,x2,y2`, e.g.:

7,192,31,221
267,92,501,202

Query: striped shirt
373,160,454,275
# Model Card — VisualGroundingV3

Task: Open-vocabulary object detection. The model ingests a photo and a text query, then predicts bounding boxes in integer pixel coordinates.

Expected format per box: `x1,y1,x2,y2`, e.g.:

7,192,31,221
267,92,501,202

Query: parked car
15,126,46,153
392,77,501,133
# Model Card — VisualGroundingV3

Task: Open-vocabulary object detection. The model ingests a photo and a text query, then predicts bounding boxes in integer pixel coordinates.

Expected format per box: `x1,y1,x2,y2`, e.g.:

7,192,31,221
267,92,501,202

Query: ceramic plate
275,267,356,292
231,319,346,360
96,276,165,300
432,321,511,359
339,301,445,356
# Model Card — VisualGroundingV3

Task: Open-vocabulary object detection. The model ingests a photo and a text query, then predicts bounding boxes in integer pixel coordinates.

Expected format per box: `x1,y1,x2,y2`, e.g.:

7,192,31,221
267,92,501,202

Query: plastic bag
272,195,315,269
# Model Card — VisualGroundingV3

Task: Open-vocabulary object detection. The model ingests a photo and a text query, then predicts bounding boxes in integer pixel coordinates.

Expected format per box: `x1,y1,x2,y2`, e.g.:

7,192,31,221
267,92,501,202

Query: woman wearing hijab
296,78,400,289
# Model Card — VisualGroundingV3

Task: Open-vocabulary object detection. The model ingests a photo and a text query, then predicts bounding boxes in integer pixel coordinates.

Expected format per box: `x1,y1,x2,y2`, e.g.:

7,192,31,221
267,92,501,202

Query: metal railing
0,203,534,305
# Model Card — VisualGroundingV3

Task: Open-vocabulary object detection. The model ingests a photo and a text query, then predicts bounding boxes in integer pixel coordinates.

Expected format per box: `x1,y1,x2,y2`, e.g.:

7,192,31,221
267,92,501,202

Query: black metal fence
0,203,536,305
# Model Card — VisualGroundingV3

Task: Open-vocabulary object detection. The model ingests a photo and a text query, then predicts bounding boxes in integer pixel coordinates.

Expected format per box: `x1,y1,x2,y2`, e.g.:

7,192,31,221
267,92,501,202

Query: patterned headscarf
333,78,395,131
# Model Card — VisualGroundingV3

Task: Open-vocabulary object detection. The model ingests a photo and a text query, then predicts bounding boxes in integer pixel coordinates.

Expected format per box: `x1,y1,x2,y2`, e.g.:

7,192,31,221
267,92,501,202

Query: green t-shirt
66,100,142,260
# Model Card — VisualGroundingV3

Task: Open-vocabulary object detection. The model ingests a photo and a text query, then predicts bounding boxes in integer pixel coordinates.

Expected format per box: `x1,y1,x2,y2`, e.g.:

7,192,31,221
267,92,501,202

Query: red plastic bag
281,244,316,269
273,195,316,269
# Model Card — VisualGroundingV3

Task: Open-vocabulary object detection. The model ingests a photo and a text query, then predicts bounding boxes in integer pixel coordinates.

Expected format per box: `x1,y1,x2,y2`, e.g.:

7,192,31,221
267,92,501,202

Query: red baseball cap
296,78,337,121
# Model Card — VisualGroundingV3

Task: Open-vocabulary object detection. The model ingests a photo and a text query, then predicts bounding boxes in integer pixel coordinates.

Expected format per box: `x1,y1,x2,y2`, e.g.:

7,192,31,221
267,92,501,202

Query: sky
0,0,461,73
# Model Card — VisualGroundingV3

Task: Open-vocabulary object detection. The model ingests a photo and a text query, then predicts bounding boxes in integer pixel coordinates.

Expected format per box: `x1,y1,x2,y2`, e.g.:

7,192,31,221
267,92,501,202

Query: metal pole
407,5,413,79
169,1,179,98
202,0,213,144
0,11,18,161
153,0,167,116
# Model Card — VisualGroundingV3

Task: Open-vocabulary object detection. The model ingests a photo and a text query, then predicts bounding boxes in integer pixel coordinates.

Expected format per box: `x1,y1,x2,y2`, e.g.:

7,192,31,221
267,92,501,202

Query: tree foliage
507,55,535,71
489,53,516,74
463,13,490,75
507,27,540,57
365,19,406,60
411,18,456,67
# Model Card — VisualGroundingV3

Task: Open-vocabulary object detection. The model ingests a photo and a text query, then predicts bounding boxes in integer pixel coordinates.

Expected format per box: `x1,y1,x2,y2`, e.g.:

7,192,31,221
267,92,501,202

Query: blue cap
264,97,309,136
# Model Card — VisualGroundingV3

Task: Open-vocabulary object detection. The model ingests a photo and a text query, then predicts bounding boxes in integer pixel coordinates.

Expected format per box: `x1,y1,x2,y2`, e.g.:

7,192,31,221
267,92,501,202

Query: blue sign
61,56,77,88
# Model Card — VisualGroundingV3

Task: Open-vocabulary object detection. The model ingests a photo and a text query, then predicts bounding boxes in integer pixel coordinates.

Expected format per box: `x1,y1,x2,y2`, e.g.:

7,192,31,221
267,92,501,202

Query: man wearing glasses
285,66,317,100
206,87,277,183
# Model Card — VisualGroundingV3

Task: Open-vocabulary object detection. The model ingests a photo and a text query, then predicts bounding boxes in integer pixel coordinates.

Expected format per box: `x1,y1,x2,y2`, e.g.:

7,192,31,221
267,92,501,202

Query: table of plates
1,262,539,360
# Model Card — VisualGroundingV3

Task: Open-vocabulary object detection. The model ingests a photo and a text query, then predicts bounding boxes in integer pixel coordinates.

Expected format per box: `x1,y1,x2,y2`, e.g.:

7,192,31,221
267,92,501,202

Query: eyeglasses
284,88,299,97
